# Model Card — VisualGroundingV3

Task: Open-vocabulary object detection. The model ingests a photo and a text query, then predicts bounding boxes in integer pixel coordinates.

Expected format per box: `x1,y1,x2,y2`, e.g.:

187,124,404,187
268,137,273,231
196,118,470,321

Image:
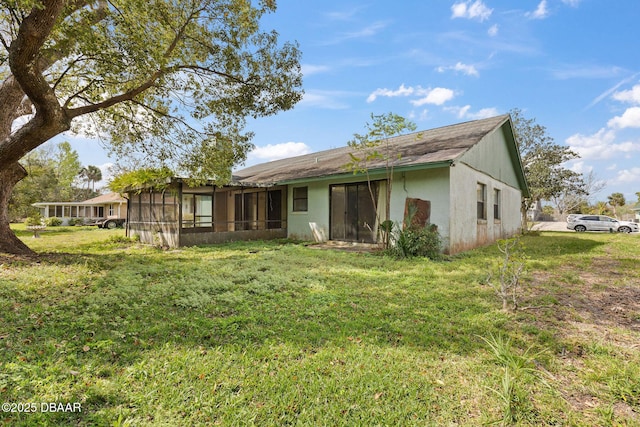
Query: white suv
567,215,639,233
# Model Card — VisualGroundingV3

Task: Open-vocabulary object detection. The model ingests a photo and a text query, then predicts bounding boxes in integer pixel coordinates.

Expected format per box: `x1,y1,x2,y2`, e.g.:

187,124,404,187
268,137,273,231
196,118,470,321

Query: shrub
45,217,63,227
25,214,44,226
387,223,442,259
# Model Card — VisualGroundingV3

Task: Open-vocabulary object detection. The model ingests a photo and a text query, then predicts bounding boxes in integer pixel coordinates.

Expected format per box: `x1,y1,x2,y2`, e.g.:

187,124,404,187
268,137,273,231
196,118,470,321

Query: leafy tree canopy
0,0,302,254
1,0,302,176
8,141,82,220
108,167,174,193
510,108,585,205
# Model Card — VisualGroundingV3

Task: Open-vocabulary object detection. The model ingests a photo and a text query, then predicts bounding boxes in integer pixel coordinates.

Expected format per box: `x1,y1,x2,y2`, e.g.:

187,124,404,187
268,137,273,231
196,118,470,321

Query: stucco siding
449,163,522,254
388,168,451,249
287,181,330,241
459,125,521,190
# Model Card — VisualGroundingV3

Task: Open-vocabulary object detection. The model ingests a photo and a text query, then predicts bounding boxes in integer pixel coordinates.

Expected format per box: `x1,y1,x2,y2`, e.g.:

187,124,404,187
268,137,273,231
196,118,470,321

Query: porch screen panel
214,191,228,231
152,193,163,221
163,194,177,222
141,193,151,222
129,195,140,222
244,193,256,230
267,190,282,229
182,194,194,227
195,195,213,227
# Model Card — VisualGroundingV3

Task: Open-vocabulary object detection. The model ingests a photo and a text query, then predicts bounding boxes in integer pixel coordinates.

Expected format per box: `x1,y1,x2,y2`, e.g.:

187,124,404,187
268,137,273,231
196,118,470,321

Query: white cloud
607,107,640,129
488,24,499,37
568,160,593,175
612,84,640,104
527,1,549,19
451,1,493,22
299,90,351,109
249,142,312,163
366,84,456,106
562,0,581,6
566,128,640,159
96,163,114,190
445,105,499,120
614,167,640,184
367,84,414,103
437,62,479,77
302,64,331,76
410,87,455,107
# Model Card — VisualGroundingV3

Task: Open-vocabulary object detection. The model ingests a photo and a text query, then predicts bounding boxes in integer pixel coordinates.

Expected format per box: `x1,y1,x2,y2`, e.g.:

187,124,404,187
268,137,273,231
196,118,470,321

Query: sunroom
126,179,287,247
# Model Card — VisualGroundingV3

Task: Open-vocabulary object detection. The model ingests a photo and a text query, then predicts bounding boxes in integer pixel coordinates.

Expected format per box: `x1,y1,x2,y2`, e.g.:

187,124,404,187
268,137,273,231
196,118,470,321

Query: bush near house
1,226,639,426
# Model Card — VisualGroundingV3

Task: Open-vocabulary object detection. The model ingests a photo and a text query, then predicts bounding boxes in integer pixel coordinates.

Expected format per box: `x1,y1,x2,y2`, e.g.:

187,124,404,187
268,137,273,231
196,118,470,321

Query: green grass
1,227,639,426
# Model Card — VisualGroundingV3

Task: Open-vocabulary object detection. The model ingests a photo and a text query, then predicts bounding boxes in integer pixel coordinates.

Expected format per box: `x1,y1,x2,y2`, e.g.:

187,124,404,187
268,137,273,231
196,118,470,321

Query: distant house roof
80,192,126,205
234,114,525,191
32,192,126,207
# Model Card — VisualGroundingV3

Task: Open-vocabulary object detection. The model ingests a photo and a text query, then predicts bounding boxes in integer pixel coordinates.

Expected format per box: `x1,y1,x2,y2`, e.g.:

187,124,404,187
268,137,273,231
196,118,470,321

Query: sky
52,0,640,203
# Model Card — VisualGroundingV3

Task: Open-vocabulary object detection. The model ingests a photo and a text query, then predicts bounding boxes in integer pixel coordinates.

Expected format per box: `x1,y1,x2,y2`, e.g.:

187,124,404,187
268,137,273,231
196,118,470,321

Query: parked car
566,215,639,233
617,221,640,233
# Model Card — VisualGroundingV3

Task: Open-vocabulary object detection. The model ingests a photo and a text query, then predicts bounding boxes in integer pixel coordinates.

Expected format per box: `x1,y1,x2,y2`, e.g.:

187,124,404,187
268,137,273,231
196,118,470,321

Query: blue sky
59,0,640,203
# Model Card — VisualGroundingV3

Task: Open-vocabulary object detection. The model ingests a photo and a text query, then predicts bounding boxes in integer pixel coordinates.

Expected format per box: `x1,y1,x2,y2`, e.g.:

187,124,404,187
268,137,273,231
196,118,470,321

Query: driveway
531,222,571,232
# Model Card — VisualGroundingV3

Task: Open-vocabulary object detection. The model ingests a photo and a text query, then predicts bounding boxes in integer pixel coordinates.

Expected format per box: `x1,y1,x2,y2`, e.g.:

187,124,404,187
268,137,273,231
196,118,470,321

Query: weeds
1,227,638,425
486,237,528,311
481,333,553,425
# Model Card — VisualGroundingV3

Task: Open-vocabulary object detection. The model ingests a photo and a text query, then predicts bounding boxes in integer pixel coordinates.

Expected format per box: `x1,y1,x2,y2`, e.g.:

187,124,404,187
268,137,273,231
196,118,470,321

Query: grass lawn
1,225,639,426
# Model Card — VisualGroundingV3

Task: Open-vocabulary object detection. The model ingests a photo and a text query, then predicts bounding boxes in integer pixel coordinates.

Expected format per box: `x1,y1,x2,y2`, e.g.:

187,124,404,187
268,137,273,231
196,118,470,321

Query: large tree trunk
0,163,33,255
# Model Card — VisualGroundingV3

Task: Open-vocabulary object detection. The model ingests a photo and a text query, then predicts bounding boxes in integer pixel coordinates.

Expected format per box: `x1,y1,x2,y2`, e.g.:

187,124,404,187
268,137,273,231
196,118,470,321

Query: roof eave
276,161,453,185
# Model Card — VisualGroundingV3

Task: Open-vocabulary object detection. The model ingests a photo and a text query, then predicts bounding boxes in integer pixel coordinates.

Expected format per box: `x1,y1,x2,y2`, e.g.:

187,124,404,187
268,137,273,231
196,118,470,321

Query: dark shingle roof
234,114,511,185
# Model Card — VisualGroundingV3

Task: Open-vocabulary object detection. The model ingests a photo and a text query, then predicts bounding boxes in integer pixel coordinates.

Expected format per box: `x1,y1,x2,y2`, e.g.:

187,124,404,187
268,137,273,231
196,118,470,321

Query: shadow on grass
2,241,502,373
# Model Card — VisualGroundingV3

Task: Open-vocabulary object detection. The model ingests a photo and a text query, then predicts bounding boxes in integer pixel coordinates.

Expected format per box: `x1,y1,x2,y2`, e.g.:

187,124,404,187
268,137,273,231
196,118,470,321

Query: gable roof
234,114,527,194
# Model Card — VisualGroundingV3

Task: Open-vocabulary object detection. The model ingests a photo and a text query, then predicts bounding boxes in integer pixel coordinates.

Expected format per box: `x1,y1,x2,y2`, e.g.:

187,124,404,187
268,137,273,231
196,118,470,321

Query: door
330,182,378,243
267,190,282,229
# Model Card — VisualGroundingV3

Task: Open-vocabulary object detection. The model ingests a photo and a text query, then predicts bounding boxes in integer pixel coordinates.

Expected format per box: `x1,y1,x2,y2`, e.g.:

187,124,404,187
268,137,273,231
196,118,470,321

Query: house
33,192,127,227
632,202,640,223
126,114,529,254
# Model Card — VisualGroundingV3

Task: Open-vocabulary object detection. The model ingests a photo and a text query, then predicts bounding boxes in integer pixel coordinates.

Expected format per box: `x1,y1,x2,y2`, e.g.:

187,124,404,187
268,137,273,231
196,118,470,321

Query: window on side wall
293,187,308,212
477,183,487,220
493,189,501,220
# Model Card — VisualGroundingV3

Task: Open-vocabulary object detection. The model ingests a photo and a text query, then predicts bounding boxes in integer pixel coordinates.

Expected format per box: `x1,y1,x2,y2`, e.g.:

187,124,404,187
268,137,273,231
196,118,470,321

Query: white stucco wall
387,167,451,248
286,163,522,254
287,180,331,241
286,169,452,244
449,162,522,254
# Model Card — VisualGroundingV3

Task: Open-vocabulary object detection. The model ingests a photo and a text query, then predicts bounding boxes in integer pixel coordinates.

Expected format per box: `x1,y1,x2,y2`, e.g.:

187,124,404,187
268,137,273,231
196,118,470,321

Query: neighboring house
33,192,127,228
127,114,529,254
632,202,640,222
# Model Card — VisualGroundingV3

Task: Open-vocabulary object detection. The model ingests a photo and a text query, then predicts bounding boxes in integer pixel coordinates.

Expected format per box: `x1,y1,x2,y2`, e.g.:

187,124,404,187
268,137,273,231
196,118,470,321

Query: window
293,187,308,212
477,183,487,220
493,189,501,220
182,194,213,228
195,195,213,227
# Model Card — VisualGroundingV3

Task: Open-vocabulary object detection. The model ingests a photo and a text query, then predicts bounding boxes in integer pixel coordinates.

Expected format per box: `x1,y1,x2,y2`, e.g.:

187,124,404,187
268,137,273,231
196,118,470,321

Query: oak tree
0,0,303,254
510,108,585,225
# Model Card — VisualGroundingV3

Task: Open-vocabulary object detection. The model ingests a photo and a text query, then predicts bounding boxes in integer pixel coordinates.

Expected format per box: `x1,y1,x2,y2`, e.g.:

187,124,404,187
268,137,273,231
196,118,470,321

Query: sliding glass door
330,182,378,243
